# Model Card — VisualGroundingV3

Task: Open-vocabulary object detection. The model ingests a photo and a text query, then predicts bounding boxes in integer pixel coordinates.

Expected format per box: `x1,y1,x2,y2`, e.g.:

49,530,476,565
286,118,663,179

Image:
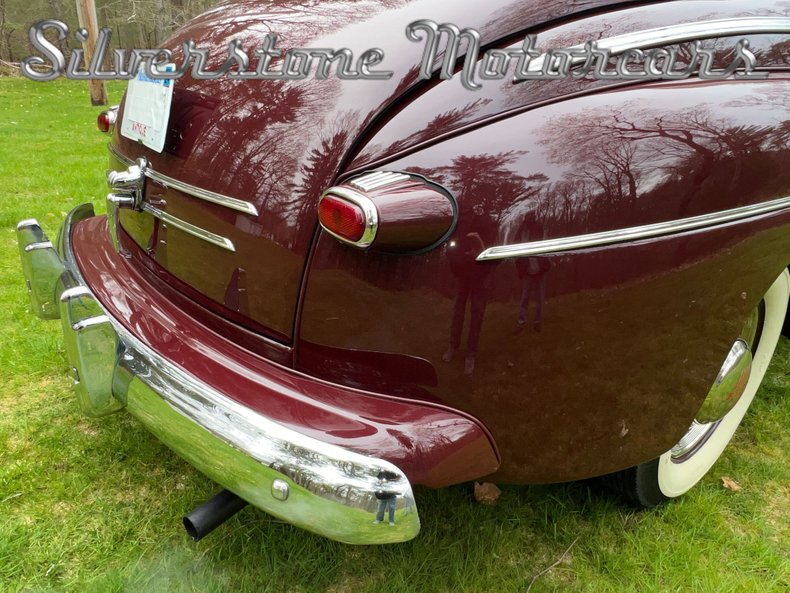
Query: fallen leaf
474,482,502,505
721,476,742,492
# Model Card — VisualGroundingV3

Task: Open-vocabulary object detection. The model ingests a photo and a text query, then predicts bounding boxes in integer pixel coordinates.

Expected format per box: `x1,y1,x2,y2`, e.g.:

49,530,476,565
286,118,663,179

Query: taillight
318,190,377,247
97,107,118,133
318,172,457,253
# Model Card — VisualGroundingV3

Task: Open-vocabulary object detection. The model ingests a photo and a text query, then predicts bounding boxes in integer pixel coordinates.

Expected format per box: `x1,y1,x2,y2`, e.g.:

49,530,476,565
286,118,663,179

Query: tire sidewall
655,270,790,498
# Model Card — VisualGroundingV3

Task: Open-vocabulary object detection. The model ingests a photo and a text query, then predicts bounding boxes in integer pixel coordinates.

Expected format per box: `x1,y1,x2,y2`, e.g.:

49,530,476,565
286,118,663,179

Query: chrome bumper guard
16,204,420,545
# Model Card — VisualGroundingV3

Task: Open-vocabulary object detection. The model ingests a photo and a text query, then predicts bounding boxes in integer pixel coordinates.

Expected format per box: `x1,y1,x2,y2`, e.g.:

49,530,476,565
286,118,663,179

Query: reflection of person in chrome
516,213,550,332
444,231,490,375
373,471,399,526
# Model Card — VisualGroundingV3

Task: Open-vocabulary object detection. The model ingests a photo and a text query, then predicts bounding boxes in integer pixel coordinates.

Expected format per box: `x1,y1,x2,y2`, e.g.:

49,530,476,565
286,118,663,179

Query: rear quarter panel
298,73,790,483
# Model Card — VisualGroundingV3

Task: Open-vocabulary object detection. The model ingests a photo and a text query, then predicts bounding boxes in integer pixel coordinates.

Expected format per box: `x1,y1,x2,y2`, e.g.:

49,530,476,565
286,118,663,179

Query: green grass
1,76,788,593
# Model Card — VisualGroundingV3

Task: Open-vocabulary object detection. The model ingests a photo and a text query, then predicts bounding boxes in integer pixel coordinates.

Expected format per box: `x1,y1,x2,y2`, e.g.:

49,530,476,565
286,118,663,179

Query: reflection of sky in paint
389,78,789,236
404,82,787,179
365,0,788,164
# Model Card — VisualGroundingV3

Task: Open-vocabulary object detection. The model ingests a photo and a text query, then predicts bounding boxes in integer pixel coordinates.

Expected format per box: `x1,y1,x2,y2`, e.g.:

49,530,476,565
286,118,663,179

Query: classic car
17,0,790,545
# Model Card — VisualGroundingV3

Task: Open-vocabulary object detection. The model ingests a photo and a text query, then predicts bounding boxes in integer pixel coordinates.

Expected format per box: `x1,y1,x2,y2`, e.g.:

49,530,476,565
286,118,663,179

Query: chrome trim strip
350,171,410,192
319,186,379,248
477,195,790,261
60,286,92,302
106,143,137,167
73,315,111,332
24,241,54,253
107,143,259,217
529,17,790,72
17,219,40,231
141,203,236,253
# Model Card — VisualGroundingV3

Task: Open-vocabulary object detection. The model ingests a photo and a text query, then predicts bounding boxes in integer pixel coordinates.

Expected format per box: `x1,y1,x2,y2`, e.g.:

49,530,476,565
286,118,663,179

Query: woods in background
0,0,220,64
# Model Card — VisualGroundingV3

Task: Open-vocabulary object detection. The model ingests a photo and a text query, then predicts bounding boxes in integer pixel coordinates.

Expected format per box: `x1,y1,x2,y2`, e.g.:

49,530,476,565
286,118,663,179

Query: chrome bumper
16,204,420,545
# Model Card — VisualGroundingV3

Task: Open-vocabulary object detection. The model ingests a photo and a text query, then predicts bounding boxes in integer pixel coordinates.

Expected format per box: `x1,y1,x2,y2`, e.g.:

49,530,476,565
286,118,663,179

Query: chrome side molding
141,203,236,253
106,155,237,253
478,195,790,261
107,143,259,217
528,17,790,73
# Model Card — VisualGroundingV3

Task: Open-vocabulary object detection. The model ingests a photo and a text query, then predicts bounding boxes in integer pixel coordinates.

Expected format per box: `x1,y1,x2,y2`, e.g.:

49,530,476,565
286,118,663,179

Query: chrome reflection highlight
670,420,712,460
108,143,259,216
695,339,752,424
107,157,146,210
59,284,121,417
271,479,290,501
16,219,66,319
671,303,761,460
106,157,237,252
141,203,236,252
24,241,54,252
350,171,410,192
478,195,790,260
16,205,420,544
528,17,790,74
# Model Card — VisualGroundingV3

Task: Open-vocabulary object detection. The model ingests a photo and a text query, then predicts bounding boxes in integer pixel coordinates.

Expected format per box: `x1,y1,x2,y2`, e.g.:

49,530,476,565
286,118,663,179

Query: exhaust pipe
183,489,248,541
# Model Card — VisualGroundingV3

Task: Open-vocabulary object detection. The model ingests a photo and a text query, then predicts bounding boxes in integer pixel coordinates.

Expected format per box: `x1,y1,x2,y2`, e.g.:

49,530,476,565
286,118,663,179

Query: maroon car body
17,0,790,543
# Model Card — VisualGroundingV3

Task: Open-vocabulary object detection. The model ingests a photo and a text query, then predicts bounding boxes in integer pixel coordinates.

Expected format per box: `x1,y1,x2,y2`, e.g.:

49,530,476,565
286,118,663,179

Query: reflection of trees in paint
530,98,790,238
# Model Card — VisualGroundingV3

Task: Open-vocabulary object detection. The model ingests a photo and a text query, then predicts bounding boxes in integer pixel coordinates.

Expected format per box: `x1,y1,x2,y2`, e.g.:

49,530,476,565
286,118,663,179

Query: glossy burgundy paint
72,216,500,488
301,217,790,484
349,0,790,171
102,0,790,485
118,226,294,367
298,74,790,482
111,0,637,341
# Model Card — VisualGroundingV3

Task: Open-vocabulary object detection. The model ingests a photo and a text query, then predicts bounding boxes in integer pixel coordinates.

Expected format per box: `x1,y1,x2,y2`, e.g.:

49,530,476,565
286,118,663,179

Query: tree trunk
75,0,108,106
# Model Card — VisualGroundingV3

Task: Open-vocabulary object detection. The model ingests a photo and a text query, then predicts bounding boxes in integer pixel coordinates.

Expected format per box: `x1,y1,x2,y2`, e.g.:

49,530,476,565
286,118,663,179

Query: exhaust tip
183,489,248,542
182,516,202,542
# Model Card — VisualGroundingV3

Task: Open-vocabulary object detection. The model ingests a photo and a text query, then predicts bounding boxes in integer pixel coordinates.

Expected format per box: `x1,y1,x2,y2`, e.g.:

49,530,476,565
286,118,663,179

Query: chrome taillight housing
97,106,119,133
318,171,457,254
318,188,379,247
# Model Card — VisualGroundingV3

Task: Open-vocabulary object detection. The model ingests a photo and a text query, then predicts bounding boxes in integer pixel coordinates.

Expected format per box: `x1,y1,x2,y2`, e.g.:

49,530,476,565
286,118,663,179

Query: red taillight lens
97,109,116,133
319,195,367,242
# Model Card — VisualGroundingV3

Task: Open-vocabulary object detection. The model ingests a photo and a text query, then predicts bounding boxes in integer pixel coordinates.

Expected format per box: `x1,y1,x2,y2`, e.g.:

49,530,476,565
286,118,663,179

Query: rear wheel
783,268,790,336
612,269,790,507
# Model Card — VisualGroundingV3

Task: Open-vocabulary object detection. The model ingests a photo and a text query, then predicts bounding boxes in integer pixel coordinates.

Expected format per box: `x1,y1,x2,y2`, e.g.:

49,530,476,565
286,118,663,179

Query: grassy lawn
1,76,788,593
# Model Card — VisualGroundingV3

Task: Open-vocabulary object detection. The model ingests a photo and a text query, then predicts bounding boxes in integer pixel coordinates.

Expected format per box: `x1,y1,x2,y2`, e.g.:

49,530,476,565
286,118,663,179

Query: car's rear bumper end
16,204,420,545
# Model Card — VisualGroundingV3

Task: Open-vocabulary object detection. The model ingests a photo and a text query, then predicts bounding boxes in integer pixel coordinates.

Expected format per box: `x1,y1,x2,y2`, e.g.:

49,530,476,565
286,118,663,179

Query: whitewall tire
613,269,790,507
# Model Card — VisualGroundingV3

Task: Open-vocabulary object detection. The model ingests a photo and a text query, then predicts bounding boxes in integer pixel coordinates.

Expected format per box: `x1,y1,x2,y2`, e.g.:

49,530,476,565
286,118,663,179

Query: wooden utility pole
75,0,108,106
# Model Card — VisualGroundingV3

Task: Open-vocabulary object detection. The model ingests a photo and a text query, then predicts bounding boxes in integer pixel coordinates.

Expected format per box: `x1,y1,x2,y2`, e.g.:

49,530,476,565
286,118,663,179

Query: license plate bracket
120,68,175,153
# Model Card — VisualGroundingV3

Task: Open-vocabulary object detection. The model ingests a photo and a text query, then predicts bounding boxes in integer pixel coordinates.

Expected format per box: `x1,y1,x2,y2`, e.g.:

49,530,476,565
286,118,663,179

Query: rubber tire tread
601,459,668,508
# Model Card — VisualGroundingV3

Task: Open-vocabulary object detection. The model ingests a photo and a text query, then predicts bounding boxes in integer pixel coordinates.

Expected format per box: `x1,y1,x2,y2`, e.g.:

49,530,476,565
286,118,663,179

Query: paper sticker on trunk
121,69,174,153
